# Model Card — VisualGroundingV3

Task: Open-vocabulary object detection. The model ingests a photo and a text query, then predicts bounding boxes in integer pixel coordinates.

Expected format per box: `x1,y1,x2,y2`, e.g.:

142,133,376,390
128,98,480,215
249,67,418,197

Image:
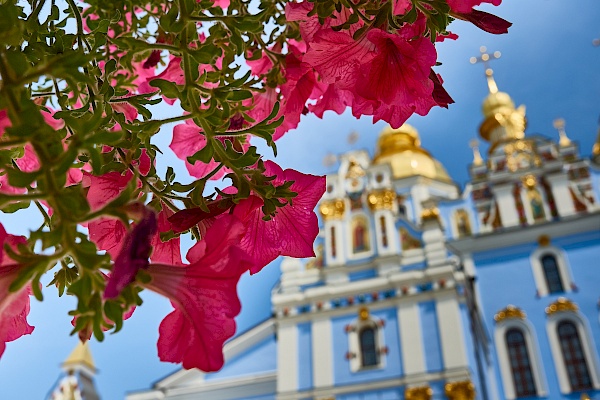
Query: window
346,307,385,372
557,321,593,391
359,326,379,367
494,309,547,399
546,300,600,394
541,254,564,294
506,328,537,397
379,216,388,248
530,245,573,297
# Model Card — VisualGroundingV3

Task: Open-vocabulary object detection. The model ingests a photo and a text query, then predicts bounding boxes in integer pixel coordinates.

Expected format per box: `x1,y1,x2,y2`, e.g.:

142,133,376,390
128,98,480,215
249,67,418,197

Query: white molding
398,301,426,375
491,183,520,227
546,312,600,394
277,323,299,393
529,246,573,297
448,212,600,255
312,318,333,388
277,367,471,400
494,318,547,399
436,294,468,369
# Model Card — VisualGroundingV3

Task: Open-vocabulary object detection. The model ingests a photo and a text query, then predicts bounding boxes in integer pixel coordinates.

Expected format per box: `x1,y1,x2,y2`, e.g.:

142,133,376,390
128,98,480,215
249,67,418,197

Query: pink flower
169,121,228,180
150,206,184,266
357,29,436,106
232,161,325,273
83,171,133,211
429,70,454,108
144,214,254,371
452,9,512,34
105,207,158,298
393,0,412,15
89,218,129,258
446,0,502,13
0,224,34,358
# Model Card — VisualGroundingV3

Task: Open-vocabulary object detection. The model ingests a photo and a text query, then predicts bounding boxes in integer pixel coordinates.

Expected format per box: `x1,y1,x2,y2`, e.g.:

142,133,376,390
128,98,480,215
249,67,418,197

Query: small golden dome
482,91,514,118
373,124,452,182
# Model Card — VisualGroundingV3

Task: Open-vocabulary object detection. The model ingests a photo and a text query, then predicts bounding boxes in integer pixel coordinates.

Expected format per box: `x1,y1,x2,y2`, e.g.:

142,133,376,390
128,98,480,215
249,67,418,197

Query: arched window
346,307,385,372
557,321,593,391
379,216,388,248
359,326,379,367
530,246,573,297
330,226,337,258
506,328,537,397
541,254,564,294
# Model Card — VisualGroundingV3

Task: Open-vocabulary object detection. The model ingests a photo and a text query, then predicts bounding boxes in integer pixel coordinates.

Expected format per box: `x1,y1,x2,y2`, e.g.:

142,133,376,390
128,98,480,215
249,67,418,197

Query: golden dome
482,91,514,118
373,124,452,182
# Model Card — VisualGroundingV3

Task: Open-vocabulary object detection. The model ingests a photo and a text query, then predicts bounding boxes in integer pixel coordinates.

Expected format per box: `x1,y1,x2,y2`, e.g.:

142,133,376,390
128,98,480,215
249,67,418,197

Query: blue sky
1,1,599,399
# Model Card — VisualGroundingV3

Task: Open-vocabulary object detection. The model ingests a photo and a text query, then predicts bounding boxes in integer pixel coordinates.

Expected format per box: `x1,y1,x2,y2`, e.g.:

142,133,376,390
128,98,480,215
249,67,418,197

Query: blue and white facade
127,74,600,400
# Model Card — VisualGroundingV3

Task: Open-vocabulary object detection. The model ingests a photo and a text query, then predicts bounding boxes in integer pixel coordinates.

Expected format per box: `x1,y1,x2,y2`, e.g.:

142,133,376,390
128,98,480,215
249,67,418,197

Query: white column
398,301,426,375
277,323,298,393
546,173,576,217
436,294,468,369
312,318,334,388
491,184,519,227
410,184,430,224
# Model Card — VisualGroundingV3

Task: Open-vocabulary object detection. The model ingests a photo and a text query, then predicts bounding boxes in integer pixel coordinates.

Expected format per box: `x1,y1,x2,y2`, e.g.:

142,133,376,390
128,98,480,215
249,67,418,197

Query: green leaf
149,78,180,100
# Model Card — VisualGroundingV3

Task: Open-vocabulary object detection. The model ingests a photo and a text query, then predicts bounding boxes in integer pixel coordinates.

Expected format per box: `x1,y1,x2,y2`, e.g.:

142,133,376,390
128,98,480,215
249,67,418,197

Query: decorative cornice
421,207,440,222
444,380,476,400
367,189,396,211
405,385,433,400
494,305,526,323
319,199,345,220
546,297,578,315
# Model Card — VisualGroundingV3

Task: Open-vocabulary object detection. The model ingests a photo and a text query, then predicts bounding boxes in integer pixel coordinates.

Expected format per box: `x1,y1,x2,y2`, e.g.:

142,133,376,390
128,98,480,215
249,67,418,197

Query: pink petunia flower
446,0,502,13
0,224,34,358
231,161,325,272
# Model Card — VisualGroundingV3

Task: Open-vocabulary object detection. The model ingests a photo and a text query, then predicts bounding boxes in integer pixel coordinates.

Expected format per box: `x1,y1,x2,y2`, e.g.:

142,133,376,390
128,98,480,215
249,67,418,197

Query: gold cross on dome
470,46,501,94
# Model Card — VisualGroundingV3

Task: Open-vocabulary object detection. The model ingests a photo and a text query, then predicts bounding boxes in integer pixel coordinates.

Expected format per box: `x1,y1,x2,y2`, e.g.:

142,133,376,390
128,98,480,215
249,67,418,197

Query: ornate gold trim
405,385,433,400
367,189,396,211
319,199,345,220
546,297,578,315
421,207,440,222
538,235,551,247
522,174,537,189
444,380,475,400
494,305,526,323
358,306,370,321
346,158,366,179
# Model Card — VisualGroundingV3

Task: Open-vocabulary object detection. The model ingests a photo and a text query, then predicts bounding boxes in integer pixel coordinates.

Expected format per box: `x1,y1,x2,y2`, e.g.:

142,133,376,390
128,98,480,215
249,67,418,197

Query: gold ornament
494,305,526,323
546,297,578,315
367,189,396,211
319,199,345,220
444,380,476,400
405,386,433,400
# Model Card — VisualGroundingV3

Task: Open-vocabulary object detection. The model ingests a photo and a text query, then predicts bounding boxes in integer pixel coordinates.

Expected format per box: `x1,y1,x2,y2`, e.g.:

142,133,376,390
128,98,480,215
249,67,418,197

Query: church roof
372,124,453,182
62,341,96,374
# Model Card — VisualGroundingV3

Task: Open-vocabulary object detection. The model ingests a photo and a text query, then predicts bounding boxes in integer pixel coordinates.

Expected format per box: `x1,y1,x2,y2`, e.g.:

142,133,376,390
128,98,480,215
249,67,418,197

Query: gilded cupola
372,124,452,182
472,47,527,149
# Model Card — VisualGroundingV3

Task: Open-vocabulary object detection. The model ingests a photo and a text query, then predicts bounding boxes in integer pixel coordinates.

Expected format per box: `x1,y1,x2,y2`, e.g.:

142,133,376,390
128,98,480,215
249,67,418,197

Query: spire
49,341,100,400
553,118,571,147
62,341,96,375
470,46,501,94
469,139,484,166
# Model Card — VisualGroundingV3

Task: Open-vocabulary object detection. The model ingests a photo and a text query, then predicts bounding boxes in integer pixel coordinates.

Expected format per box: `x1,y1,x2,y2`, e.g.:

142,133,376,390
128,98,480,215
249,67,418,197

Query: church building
125,60,600,400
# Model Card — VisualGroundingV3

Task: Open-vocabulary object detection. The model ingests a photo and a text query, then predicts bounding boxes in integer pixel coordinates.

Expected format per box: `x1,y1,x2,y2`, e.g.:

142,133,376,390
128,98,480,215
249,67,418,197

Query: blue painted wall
297,321,313,391
332,307,403,386
473,230,600,399
419,300,444,373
